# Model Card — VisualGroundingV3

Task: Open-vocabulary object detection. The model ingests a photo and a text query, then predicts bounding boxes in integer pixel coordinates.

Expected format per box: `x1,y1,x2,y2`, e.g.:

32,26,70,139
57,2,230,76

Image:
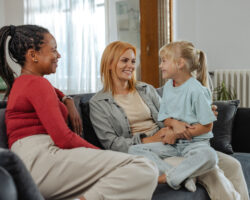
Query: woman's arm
63,98,83,136
27,78,98,149
54,88,83,136
89,99,146,153
54,87,64,99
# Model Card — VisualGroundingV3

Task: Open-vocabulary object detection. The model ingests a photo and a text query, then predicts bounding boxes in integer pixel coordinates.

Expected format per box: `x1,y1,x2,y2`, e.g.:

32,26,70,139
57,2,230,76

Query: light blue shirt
158,77,217,139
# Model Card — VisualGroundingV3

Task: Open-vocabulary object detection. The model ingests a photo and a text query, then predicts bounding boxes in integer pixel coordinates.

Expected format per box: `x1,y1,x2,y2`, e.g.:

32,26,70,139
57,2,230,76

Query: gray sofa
0,91,250,199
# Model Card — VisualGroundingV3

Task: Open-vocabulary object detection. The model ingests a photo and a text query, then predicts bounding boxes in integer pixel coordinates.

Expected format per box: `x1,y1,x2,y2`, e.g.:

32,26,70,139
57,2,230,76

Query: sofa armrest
232,107,250,153
0,167,17,200
0,148,44,200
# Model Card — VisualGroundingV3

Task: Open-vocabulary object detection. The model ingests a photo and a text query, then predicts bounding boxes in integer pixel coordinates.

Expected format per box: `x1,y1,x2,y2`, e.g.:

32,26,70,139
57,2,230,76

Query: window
24,0,105,94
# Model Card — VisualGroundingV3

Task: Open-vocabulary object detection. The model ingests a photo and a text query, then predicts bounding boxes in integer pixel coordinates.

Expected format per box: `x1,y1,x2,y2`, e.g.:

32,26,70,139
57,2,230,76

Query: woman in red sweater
0,25,158,200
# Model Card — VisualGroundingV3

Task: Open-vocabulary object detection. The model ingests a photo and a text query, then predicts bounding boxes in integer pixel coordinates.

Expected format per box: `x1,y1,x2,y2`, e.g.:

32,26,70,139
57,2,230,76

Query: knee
227,157,241,169
218,152,242,171
204,149,218,167
135,157,159,186
224,157,243,177
197,148,218,168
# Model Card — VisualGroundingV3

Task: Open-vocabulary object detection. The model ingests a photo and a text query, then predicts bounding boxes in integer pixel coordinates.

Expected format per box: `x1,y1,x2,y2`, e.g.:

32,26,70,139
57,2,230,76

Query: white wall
0,0,24,75
2,0,250,72
4,0,24,25
0,0,5,27
173,0,250,71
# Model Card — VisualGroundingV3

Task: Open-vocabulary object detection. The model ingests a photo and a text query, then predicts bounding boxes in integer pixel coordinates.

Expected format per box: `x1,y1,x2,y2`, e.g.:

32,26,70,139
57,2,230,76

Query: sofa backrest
232,107,250,152
1,92,250,153
75,93,104,149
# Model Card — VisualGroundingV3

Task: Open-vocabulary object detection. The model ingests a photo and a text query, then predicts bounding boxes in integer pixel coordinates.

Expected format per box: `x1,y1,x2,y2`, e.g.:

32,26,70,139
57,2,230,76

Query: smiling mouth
123,70,133,75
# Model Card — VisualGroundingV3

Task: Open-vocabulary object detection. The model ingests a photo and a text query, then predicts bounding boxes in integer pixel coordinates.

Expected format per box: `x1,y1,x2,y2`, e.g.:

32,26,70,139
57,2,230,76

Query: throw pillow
210,100,240,154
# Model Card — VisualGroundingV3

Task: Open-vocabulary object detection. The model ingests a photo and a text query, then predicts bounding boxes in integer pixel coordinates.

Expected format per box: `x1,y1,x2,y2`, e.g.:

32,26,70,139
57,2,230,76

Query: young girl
129,41,240,198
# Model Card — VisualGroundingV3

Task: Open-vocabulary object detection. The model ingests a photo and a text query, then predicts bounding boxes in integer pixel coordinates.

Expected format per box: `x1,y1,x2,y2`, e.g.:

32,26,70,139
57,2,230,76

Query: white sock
184,178,197,192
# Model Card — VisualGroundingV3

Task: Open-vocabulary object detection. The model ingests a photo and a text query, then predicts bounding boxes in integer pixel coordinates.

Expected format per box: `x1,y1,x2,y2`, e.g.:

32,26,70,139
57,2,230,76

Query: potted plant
213,81,237,101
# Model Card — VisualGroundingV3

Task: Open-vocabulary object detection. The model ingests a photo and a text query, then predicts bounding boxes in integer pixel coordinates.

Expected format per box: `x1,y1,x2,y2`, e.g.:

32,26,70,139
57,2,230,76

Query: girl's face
35,33,61,76
159,56,178,79
112,49,136,83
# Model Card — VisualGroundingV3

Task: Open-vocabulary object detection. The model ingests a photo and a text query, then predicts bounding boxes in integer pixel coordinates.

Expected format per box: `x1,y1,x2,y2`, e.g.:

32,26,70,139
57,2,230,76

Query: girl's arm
187,122,213,137
164,118,193,140
163,103,218,140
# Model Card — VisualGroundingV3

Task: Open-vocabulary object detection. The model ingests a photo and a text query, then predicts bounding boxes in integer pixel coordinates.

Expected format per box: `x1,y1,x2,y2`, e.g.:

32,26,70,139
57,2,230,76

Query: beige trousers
11,135,158,200
165,151,249,200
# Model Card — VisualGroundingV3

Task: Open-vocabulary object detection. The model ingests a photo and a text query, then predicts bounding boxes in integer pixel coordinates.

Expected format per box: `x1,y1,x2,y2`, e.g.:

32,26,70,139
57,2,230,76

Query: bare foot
158,174,167,184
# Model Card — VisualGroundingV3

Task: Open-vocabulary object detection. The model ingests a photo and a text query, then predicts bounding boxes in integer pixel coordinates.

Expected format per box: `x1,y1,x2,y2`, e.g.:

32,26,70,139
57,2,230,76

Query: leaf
213,81,237,101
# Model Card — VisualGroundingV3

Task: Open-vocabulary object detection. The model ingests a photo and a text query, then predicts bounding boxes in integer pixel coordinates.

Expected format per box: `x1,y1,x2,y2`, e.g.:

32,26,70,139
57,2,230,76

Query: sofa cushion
232,152,250,196
78,93,104,149
210,100,240,154
0,109,8,149
153,183,210,200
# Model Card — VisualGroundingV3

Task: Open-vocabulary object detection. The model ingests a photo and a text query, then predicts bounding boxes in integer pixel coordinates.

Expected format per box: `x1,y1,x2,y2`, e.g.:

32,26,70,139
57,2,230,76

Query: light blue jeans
128,139,218,190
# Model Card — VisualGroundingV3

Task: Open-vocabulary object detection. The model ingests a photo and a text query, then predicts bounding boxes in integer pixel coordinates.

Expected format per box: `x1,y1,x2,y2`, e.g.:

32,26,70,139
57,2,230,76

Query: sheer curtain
24,0,105,94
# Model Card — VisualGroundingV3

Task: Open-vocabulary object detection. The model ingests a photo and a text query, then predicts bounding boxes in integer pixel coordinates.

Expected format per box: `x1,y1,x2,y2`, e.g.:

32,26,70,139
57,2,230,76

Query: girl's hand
161,127,177,144
171,119,193,137
64,98,83,136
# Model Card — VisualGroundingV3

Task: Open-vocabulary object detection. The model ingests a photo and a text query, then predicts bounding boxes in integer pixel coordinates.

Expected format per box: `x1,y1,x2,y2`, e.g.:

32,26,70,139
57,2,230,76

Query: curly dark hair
0,25,49,98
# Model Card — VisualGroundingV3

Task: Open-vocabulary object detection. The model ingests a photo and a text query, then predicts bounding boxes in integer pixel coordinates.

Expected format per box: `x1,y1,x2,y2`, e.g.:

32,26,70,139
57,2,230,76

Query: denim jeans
128,139,218,190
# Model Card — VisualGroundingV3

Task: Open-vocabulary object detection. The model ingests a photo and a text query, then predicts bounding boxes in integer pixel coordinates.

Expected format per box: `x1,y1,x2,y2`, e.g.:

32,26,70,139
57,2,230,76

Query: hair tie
9,25,16,37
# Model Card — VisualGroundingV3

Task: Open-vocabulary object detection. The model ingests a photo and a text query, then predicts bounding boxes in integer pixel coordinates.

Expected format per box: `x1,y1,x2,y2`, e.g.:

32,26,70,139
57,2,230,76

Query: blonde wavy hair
101,41,137,93
159,41,208,87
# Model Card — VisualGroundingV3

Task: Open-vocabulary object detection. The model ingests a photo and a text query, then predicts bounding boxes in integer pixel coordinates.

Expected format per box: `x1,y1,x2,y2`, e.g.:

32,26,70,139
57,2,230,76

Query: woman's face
35,33,61,76
112,49,136,83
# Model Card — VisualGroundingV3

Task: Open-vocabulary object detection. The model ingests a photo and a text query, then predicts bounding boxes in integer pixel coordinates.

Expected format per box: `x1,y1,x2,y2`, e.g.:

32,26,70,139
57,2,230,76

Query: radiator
213,69,250,107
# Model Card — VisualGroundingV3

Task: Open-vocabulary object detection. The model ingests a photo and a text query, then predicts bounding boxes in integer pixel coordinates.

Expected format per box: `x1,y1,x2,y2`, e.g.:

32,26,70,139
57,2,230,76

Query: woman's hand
64,98,83,136
141,127,168,144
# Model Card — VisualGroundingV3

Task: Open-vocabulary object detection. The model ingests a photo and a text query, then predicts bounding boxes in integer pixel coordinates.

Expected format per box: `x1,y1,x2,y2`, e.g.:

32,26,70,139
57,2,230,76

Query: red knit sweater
6,75,98,149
